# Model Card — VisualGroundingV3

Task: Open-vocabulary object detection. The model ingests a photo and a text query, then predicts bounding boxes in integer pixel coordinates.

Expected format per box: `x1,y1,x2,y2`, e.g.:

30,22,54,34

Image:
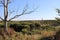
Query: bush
29,23,41,30
0,24,4,28
10,24,25,32
40,36,53,40
29,24,35,30
22,29,28,34
31,29,41,34
41,26,55,31
34,23,41,29
10,24,30,32
54,30,60,40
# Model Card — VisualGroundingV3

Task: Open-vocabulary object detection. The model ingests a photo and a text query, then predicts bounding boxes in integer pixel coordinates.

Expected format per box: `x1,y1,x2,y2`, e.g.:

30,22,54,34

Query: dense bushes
9,22,55,35
0,21,59,40
0,21,56,35
40,36,54,40
54,30,60,40
29,23,41,30
10,24,27,32
0,24,4,28
10,23,41,34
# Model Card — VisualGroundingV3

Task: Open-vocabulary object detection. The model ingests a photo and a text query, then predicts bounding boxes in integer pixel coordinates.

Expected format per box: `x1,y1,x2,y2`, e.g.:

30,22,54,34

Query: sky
0,0,60,20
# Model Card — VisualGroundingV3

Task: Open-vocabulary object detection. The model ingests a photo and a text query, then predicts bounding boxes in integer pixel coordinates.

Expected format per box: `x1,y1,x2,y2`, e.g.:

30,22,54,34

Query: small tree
56,8,60,16
0,0,36,35
56,8,60,23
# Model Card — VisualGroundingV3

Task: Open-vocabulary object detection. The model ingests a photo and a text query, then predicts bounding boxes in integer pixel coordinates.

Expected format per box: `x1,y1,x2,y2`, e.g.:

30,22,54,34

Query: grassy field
0,20,60,40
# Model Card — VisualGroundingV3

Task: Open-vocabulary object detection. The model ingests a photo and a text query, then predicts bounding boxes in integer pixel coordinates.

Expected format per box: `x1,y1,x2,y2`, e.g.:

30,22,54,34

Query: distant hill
0,20,57,24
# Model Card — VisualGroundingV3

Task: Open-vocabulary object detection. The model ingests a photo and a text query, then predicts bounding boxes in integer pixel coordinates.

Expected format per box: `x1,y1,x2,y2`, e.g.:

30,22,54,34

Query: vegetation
0,20,59,40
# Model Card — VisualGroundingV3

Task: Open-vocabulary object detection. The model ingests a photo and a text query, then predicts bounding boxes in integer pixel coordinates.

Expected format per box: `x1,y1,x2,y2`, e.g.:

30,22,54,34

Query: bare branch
8,13,24,21
0,0,4,7
22,4,28,14
8,4,28,21
0,16,4,21
8,4,37,21
8,10,35,21
9,10,15,15
9,11,34,21
0,0,10,7
7,0,11,4
0,0,3,4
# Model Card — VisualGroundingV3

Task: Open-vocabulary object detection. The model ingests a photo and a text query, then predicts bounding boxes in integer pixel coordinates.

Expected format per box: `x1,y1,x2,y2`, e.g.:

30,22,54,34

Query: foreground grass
0,28,57,40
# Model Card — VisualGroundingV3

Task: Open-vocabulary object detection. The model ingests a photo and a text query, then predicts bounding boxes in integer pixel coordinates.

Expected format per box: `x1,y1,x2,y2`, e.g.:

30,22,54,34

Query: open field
0,20,60,40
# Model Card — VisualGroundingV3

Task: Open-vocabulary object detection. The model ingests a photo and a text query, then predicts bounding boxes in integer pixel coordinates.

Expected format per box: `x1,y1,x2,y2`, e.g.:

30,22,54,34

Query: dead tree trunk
4,21,8,33
4,0,8,33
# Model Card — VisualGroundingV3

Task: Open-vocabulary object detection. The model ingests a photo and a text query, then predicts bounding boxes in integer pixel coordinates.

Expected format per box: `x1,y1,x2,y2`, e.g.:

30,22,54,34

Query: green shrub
40,36,53,40
31,29,41,34
0,24,4,28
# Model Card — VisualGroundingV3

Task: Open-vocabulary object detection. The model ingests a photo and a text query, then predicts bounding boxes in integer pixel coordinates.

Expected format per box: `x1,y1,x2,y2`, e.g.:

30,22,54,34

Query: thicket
0,21,59,40
9,21,56,35
0,20,59,35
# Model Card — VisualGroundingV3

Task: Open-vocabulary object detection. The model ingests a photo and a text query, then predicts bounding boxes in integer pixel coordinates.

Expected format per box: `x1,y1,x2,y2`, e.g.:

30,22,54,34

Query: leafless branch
9,10,15,15
8,4,37,21
0,0,3,4
0,0,10,7
0,16,4,21
0,0,4,7
8,10,34,21
7,0,10,3
8,4,28,21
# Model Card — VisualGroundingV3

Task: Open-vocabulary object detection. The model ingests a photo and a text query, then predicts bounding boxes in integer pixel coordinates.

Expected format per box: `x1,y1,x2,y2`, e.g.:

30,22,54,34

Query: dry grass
14,33,42,40
41,30,56,37
0,28,42,40
0,28,57,40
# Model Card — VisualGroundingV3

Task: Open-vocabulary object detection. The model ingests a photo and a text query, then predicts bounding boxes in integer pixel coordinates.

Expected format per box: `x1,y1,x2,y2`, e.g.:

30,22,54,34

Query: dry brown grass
0,28,57,40
41,31,56,37
14,33,42,40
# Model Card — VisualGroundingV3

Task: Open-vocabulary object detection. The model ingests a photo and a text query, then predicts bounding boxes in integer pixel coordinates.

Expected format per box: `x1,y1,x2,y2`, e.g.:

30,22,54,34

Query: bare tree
0,0,36,35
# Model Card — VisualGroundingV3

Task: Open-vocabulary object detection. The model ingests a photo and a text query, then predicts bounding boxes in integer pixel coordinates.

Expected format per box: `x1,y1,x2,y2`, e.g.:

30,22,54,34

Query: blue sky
0,0,60,20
